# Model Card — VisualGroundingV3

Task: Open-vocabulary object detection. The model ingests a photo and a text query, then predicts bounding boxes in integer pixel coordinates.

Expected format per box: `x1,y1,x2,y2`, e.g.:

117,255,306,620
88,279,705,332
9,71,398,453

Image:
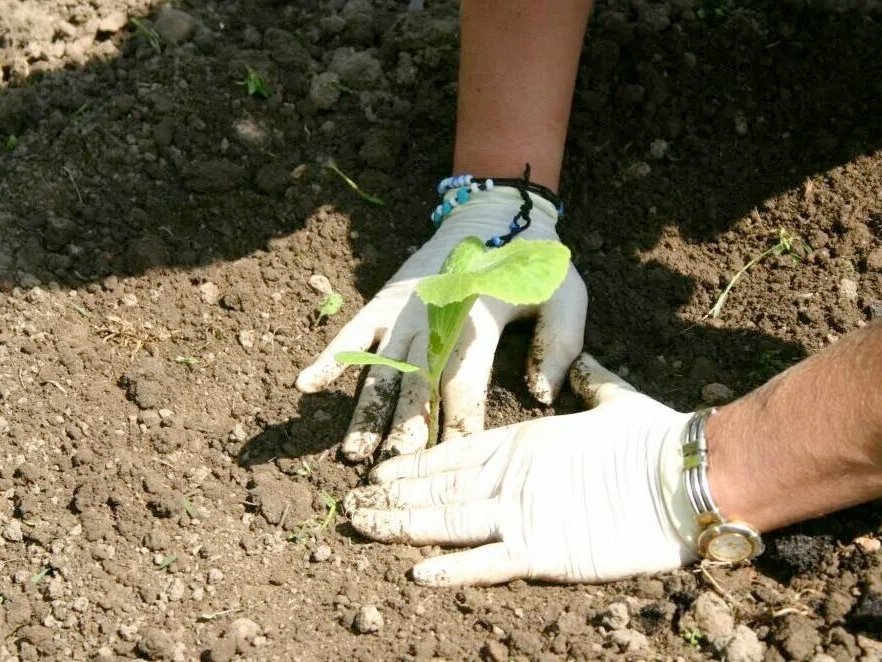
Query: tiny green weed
707,228,809,319
156,554,178,570
317,292,344,325
239,67,271,98
130,17,161,52
681,626,706,648
31,567,51,584
3,135,18,152
325,160,385,206
319,491,338,531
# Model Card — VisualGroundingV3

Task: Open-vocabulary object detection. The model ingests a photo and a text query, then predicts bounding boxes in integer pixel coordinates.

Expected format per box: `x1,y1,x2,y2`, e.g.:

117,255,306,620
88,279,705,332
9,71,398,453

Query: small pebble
308,274,333,295
3,520,23,542
353,604,383,634
311,544,332,563
199,282,221,305
602,601,630,630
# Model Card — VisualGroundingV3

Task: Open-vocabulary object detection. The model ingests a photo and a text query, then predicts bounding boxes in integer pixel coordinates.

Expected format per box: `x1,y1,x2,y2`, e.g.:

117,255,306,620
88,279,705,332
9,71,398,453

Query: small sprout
156,554,178,570
707,228,809,319
239,67,271,98
3,135,18,152
130,17,161,52
31,568,51,584
681,626,706,648
319,491,338,531
325,160,385,206
317,292,344,325
182,498,196,518
174,355,200,367
296,459,313,478
69,303,93,318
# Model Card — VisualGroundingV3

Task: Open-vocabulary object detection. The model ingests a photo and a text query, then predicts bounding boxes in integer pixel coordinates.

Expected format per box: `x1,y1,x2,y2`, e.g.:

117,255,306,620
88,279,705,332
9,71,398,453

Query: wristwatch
682,409,764,563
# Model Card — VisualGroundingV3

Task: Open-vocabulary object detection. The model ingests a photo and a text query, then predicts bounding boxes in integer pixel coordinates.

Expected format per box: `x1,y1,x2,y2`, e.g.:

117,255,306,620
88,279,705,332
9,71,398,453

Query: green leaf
335,351,421,373
416,238,570,307
319,292,344,318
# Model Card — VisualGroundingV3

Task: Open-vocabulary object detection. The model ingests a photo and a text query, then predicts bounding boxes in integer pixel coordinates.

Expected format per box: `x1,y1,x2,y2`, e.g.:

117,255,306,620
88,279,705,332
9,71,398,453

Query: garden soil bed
1,0,882,659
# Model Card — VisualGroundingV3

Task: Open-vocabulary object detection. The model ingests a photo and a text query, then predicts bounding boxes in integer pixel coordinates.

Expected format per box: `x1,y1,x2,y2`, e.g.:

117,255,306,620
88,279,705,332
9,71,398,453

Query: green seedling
31,568,51,584
130,17,161,52
319,491,338,531
239,67,271,98
681,626,706,648
182,498,196,518
317,292,344,325
707,228,809,319
156,554,177,570
696,0,732,22
3,135,18,152
325,161,385,206
337,236,570,446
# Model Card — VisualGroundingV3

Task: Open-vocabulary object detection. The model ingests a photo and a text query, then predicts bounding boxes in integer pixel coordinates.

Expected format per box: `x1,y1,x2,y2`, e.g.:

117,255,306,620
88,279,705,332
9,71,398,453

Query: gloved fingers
349,498,498,546
381,331,431,458
295,312,379,393
345,465,492,513
340,333,412,462
370,424,516,484
439,299,508,441
569,353,638,408
411,543,527,587
526,268,589,404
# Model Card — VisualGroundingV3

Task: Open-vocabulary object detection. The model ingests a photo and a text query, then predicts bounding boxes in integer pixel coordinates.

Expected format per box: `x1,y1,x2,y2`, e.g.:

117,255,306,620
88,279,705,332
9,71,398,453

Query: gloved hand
296,187,588,461
344,354,700,587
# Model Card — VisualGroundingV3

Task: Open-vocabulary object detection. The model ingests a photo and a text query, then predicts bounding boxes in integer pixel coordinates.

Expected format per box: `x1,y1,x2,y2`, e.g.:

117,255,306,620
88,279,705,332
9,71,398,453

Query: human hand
343,354,699,586
296,187,588,461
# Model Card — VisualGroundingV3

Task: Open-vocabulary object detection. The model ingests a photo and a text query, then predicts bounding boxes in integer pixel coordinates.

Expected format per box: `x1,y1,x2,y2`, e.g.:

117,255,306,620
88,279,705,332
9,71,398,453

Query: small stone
307,274,333,295
199,282,221,305
725,624,765,662
137,410,162,428
166,577,186,602
207,568,224,584
353,605,384,634
602,601,630,630
207,635,236,662
311,544,332,563
137,628,176,660
309,72,341,110
838,278,859,303
609,628,649,652
238,329,255,349
98,12,128,34
702,382,735,404
3,519,23,542
229,618,261,649
692,591,734,651
649,139,669,159
328,48,383,90
229,424,248,443
854,535,881,553
482,639,509,661
154,8,198,45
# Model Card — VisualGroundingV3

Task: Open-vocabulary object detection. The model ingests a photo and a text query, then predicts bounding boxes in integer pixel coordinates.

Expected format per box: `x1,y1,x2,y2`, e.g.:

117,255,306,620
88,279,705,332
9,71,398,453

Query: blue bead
442,200,453,215
432,210,442,226
488,236,502,247
455,188,470,204
437,178,451,195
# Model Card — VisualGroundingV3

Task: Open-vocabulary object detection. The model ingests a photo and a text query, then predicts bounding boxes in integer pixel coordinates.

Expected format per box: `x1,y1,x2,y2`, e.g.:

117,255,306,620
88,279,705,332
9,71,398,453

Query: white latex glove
343,354,700,587
296,187,588,461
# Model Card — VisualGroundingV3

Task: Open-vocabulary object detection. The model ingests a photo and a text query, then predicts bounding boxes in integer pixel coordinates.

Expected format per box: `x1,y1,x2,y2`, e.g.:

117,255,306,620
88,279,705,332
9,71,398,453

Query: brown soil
1,0,882,660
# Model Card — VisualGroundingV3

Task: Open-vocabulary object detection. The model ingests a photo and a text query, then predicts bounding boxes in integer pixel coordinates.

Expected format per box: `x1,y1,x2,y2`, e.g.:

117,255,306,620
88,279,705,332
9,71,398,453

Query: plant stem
427,384,440,448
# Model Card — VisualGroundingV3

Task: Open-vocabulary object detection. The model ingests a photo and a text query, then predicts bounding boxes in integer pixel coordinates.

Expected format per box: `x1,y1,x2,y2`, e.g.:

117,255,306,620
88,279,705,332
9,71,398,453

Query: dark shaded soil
1,0,881,659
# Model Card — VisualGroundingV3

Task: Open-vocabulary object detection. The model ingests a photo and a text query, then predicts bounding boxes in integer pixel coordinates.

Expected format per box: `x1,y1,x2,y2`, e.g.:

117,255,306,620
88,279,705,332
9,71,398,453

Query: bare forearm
709,321,882,532
453,1,593,192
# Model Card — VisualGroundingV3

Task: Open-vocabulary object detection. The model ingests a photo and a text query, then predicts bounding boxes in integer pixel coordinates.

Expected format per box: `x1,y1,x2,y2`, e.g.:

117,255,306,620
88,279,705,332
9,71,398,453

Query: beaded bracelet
430,164,564,248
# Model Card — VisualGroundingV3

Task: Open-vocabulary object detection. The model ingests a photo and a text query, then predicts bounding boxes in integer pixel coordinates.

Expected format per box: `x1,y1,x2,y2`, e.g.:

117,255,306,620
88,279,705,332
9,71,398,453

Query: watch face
705,531,753,563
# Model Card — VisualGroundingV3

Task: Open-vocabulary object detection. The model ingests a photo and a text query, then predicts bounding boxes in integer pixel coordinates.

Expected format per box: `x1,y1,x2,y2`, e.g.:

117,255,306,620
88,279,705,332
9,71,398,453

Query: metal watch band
681,408,764,561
